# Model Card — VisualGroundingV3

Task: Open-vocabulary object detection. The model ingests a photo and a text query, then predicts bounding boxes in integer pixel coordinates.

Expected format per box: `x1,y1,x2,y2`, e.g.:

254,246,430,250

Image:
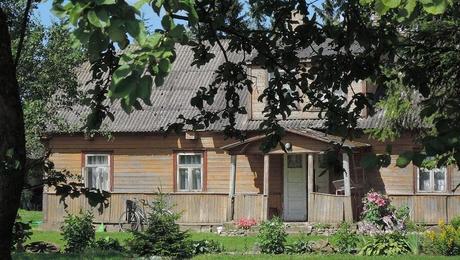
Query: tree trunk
0,7,27,260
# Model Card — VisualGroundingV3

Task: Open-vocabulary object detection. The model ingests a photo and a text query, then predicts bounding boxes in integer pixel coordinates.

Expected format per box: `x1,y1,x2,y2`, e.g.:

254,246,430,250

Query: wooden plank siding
45,134,285,226
44,193,229,226
45,132,460,226
389,195,460,224
308,193,347,223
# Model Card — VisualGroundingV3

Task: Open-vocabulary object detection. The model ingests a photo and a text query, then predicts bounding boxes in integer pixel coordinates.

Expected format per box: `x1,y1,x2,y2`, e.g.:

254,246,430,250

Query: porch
222,128,369,223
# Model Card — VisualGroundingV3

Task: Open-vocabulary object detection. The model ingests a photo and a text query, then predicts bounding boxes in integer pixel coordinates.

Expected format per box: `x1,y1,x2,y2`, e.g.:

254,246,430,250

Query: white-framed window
417,167,447,193
83,153,111,192
177,153,203,192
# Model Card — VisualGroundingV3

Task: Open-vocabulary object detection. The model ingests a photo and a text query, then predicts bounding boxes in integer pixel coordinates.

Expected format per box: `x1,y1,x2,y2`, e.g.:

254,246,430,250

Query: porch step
283,222,313,234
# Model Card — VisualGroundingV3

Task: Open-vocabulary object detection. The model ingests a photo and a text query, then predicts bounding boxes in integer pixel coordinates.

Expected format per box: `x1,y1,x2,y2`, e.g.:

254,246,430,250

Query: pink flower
236,217,257,230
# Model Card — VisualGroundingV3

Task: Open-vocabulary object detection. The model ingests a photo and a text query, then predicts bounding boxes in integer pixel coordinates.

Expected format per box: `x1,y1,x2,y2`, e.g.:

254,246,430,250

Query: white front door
283,154,307,221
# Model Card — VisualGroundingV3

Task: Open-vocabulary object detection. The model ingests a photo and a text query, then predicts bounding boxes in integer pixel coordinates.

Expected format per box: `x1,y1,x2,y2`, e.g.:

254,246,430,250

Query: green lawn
18,209,43,228
13,253,460,260
15,210,460,260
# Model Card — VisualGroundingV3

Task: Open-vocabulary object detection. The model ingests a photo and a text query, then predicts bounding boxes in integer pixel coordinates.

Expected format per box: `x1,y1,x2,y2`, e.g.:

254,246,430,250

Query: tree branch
14,0,33,68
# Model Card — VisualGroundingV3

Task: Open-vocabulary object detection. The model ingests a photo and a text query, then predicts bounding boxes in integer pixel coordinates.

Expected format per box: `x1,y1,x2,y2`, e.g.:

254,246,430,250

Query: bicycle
118,198,149,231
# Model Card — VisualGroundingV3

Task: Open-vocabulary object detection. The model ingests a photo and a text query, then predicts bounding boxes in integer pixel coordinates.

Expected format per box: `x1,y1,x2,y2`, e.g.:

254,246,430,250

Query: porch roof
220,128,370,154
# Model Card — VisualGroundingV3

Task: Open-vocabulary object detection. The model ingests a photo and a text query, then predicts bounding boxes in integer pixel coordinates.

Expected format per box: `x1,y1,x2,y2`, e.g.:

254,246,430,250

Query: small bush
424,220,460,256
12,214,32,251
257,217,286,254
359,232,411,256
285,239,312,254
451,216,460,229
192,239,224,255
127,194,193,258
61,211,95,253
93,237,124,252
329,222,359,254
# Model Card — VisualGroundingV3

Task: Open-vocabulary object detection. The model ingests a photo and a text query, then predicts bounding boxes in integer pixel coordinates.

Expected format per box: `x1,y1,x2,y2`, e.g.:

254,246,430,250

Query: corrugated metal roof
53,43,420,134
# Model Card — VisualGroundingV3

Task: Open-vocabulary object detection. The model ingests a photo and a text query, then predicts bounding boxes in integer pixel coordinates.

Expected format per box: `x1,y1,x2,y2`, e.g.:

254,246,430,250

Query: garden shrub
359,190,408,233
61,210,95,253
93,236,124,252
192,239,224,255
359,232,411,256
329,222,359,254
257,216,286,254
424,220,460,256
285,239,312,254
12,214,32,251
450,216,460,229
127,194,193,258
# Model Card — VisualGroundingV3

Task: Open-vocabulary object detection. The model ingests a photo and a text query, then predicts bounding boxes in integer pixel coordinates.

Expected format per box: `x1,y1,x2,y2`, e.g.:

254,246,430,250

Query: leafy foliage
359,232,411,256
257,217,287,254
191,239,224,255
285,239,312,254
424,220,460,256
60,211,95,253
92,236,124,252
329,222,359,254
450,216,460,229
360,0,453,16
12,214,32,251
127,194,193,258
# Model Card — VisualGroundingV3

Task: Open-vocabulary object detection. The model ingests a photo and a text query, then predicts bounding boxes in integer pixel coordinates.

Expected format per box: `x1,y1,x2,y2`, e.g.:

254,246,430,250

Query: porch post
342,152,353,221
227,155,237,221
342,152,351,196
307,153,314,221
263,154,269,220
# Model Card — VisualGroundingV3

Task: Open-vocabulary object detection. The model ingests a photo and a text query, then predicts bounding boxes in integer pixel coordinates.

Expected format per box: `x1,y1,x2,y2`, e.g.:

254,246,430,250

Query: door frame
283,153,307,221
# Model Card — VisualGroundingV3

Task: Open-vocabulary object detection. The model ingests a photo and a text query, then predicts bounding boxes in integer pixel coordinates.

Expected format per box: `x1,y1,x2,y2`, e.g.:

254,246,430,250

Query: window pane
86,168,94,188
97,167,109,190
87,155,108,166
179,168,189,190
418,169,430,191
287,154,302,168
191,168,202,190
179,154,201,165
434,168,446,191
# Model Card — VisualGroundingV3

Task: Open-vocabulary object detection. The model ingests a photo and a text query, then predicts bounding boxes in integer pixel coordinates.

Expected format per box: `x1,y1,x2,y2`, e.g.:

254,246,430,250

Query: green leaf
95,0,116,5
375,0,391,14
87,30,109,62
112,64,131,84
382,0,401,8
137,76,153,100
146,33,163,48
110,74,137,98
108,20,129,48
161,15,174,31
125,20,146,45
154,75,165,86
396,151,413,167
169,24,186,40
359,0,374,4
158,58,171,73
422,0,448,14
87,9,110,28
361,153,379,169
152,0,165,15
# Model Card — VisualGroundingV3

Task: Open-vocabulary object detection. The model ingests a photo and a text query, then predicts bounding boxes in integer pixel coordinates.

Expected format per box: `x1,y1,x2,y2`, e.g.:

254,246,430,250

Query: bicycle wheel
118,211,140,231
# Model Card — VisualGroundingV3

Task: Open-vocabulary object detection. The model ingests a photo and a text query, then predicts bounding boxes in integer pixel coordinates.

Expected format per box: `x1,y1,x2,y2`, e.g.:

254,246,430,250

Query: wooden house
43,44,460,229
